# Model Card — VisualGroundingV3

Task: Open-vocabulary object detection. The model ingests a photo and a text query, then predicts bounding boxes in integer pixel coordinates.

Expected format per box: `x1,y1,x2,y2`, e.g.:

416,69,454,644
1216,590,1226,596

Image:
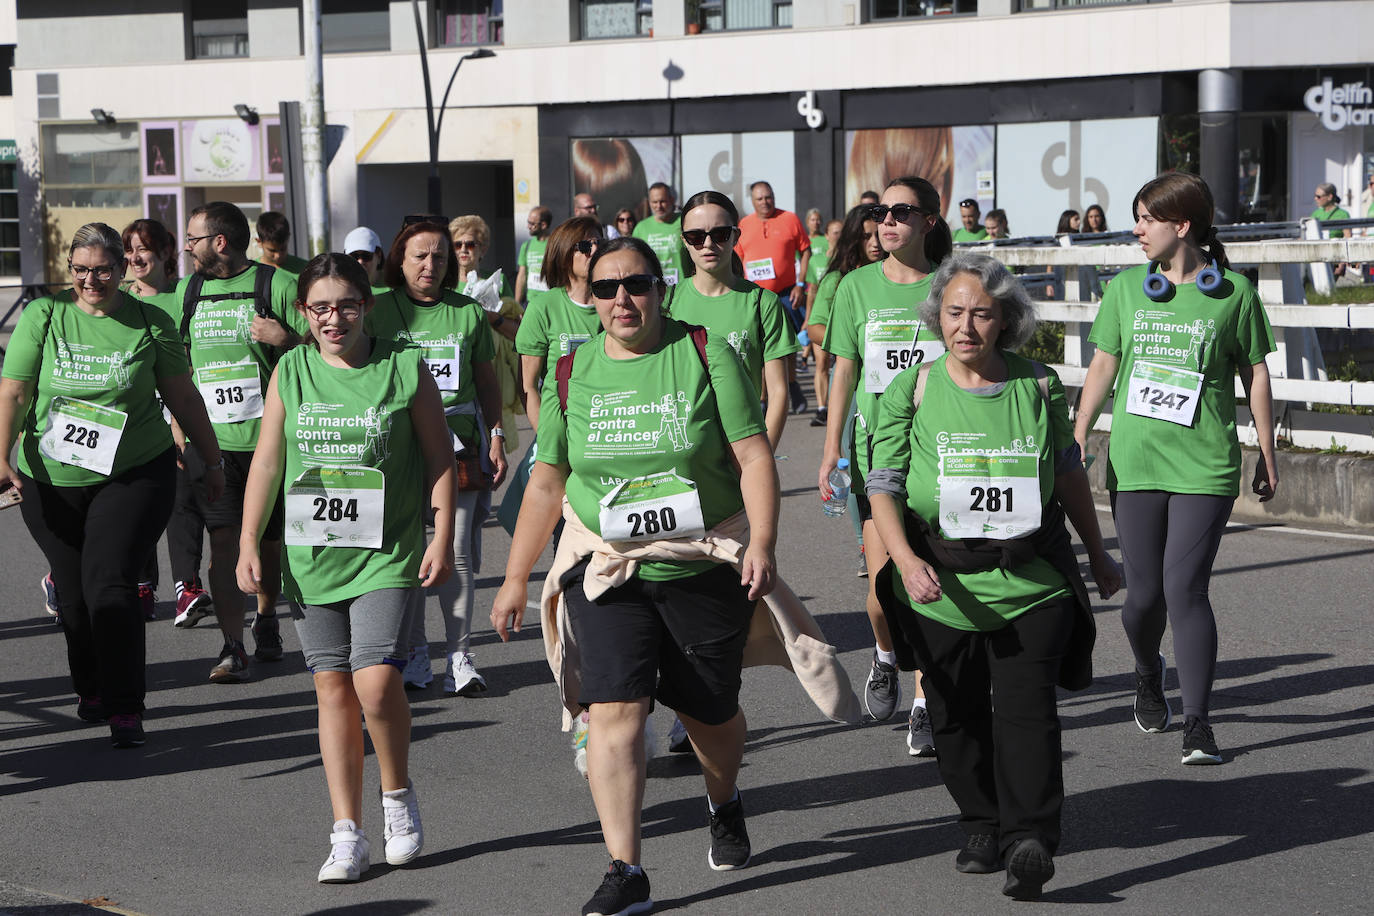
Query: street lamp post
411,1,495,215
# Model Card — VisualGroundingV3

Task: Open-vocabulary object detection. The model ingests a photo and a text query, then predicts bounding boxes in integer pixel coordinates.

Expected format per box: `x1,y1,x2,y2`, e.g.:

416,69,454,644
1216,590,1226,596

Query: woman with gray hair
866,250,1121,900
0,222,223,747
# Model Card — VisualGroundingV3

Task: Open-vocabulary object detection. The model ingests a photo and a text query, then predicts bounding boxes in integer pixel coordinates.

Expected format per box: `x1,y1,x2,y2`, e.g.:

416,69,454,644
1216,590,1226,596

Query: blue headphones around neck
1142,260,1224,301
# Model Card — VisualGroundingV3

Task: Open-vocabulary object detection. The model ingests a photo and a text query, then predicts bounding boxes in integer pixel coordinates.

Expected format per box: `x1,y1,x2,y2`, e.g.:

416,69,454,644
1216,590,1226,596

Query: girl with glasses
665,190,799,451
0,222,223,748
237,253,457,883
614,207,638,237
367,219,508,697
819,176,952,757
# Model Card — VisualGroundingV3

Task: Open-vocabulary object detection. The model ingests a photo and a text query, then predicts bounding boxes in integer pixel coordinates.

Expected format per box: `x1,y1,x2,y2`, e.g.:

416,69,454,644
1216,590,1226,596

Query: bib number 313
599,471,706,543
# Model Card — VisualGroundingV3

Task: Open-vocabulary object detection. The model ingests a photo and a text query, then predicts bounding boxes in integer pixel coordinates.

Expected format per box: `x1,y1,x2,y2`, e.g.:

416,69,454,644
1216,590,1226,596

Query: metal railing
961,221,1374,452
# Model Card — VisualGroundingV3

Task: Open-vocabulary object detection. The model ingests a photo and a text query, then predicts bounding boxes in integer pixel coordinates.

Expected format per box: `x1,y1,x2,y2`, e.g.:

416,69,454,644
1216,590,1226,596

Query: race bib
745,258,776,283
38,396,127,476
423,344,462,392
285,466,385,549
598,471,706,543
1124,361,1203,427
663,268,679,286
563,334,591,357
864,321,943,393
527,256,549,293
196,360,264,424
938,453,1041,540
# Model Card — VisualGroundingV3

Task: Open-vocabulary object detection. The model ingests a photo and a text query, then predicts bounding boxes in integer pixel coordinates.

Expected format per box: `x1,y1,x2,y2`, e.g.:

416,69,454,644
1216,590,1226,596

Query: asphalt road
2,407,1372,916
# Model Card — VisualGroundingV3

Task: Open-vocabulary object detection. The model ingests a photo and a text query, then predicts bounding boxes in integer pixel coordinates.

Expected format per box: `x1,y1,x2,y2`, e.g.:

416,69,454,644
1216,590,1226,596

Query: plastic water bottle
823,459,850,517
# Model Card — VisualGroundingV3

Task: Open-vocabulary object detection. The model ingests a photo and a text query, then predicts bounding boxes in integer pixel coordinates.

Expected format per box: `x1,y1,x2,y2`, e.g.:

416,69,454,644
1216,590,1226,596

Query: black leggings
20,449,176,715
140,461,205,589
1111,490,1232,720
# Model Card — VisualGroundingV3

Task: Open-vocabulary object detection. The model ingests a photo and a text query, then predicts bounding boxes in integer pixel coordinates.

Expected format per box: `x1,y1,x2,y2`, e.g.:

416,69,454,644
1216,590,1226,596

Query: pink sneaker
138,584,157,621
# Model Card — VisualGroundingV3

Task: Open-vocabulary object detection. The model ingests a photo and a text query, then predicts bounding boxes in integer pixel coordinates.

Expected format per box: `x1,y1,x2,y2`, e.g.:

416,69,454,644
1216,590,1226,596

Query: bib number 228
62,424,101,449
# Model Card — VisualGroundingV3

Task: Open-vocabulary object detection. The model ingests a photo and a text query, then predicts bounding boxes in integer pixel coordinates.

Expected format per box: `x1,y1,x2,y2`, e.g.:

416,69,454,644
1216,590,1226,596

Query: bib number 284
311,497,359,522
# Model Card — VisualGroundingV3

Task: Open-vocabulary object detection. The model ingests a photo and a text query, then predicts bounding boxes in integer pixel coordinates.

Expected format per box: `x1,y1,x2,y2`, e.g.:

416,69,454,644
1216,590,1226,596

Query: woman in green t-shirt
818,176,952,752
368,218,507,697
666,189,798,449
237,253,457,883
1076,172,1278,767
869,251,1121,901
491,237,778,915
0,222,223,749
809,206,883,435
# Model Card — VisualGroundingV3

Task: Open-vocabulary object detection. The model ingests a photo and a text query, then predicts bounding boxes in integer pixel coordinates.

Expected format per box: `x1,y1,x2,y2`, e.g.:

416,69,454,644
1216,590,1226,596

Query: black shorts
184,444,284,539
563,559,752,726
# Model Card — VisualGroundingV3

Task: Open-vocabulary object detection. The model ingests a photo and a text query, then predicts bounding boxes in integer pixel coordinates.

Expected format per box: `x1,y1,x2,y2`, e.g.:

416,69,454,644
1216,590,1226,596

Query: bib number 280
626,507,677,538
311,497,359,522
968,485,1013,512
62,424,100,449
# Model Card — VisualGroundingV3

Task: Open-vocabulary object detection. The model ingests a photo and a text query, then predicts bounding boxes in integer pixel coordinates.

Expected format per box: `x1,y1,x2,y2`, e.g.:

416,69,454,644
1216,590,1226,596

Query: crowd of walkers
0,167,1278,912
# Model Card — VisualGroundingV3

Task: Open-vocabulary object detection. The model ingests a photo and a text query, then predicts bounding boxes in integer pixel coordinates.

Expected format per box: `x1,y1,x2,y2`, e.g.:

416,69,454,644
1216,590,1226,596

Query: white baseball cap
343,226,383,256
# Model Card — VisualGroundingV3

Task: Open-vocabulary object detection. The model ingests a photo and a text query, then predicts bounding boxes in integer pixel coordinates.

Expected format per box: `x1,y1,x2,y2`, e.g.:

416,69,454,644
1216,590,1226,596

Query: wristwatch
490,427,505,439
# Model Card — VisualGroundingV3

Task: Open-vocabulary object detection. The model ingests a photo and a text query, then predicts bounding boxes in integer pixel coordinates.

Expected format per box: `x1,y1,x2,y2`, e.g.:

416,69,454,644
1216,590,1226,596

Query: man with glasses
175,201,307,683
952,198,989,243
631,182,687,285
573,192,619,239
516,206,553,306
343,226,386,294
735,180,812,413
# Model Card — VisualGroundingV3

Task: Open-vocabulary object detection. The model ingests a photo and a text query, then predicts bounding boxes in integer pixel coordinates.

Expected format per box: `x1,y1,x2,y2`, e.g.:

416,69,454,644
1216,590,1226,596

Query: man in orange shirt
736,180,811,412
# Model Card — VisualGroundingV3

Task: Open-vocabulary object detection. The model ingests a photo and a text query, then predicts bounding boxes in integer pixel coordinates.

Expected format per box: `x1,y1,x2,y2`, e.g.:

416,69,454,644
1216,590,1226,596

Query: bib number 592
627,507,677,538
884,347,923,371
312,497,359,522
63,424,100,449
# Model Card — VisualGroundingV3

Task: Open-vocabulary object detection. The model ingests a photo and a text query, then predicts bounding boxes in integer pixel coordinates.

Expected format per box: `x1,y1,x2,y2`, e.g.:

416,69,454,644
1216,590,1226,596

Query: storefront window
1159,114,1198,175
869,0,976,18
436,0,505,46
1237,114,1288,223
39,124,141,281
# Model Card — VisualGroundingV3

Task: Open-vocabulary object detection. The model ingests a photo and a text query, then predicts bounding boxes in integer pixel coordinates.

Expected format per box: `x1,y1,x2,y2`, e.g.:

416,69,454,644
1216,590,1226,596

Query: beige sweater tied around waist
539,502,862,729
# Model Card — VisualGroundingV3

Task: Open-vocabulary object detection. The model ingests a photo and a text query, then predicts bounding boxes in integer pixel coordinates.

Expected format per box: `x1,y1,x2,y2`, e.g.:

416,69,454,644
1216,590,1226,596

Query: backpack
179,263,278,343
555,323,711,413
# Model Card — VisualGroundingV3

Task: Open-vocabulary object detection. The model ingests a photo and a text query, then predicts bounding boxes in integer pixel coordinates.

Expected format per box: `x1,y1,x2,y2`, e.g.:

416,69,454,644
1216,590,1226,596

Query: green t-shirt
124,283,179,322
1311,206,1350,238
952,227,989,243
632,216,688,286
663,276,799,395
519,237,550,293
365,288,494,448
2,291,187,486
822,260,943,483
1087,263,1275,497
174,264,304,452
273,253,311,276
537,318,766,580
275,338,427,605
869,354,1073,631
514,286,603,370
805,235,830,285
809,270,842,329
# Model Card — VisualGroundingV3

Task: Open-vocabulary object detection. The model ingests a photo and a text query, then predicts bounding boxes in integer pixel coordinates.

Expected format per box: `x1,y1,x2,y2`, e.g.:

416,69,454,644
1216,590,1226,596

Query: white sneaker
318,819,370,883
402,644,432,690
442,651,488,696
381,783,423,865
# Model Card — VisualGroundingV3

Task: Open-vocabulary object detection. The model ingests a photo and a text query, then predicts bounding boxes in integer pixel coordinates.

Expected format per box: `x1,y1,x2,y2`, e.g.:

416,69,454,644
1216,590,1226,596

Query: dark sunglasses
454,240,480,250
574,238,600,255
350,251,374,264
868,204,927,223
682,226,735,247
590,274,658,300
403,213,450,227
959,199,978,209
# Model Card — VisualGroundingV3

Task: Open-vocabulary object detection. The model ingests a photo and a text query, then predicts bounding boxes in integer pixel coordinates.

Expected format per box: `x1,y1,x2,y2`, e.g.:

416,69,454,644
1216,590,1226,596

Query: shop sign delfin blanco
1304,78,1374,131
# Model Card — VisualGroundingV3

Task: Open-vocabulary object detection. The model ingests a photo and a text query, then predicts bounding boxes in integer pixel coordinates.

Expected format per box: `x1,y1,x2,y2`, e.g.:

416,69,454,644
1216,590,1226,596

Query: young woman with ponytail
1074,171,1278,766
817,175,951,755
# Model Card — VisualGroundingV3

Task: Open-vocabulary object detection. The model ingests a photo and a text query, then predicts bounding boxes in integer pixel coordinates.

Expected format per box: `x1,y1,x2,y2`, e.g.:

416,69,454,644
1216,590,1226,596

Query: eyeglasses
454,240,480,250
350,251,374,264
574,238,600,256
617,215,636,224
403,213,450,227
184,233,218,246
868,204,927,223
69,263,118,281
305,301,365,320
579,203,599,212
590,274,658,300
682,226,735,248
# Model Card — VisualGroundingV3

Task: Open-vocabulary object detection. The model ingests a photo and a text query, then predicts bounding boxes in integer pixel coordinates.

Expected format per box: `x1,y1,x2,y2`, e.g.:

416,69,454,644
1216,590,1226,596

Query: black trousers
20,449,176,715
139,461,205,589
902,597,1075,856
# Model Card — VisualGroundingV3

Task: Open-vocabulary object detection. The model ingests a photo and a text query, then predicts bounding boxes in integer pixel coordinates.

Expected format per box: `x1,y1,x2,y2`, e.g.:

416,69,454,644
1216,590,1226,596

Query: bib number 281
968,485,1012,513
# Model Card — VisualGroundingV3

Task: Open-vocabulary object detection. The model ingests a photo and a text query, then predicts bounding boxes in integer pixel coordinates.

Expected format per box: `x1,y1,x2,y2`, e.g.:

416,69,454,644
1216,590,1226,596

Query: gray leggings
293,587,420,673
409,488,482,657
1111,490,1232,720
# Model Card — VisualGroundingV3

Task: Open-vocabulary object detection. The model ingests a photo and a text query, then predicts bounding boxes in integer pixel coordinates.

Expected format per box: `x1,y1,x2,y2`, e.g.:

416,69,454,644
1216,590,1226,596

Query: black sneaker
582,860,652,916
1133,653,1171,733
864,653,901,721
109,713,146,749
955,832,1002,874
707,794,751,871
809,408,828,428
77,696,108,724
252,613,284,662
906,708,935,757
209,640,250,683
1002,837,1054,900
1181,715,1223,765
